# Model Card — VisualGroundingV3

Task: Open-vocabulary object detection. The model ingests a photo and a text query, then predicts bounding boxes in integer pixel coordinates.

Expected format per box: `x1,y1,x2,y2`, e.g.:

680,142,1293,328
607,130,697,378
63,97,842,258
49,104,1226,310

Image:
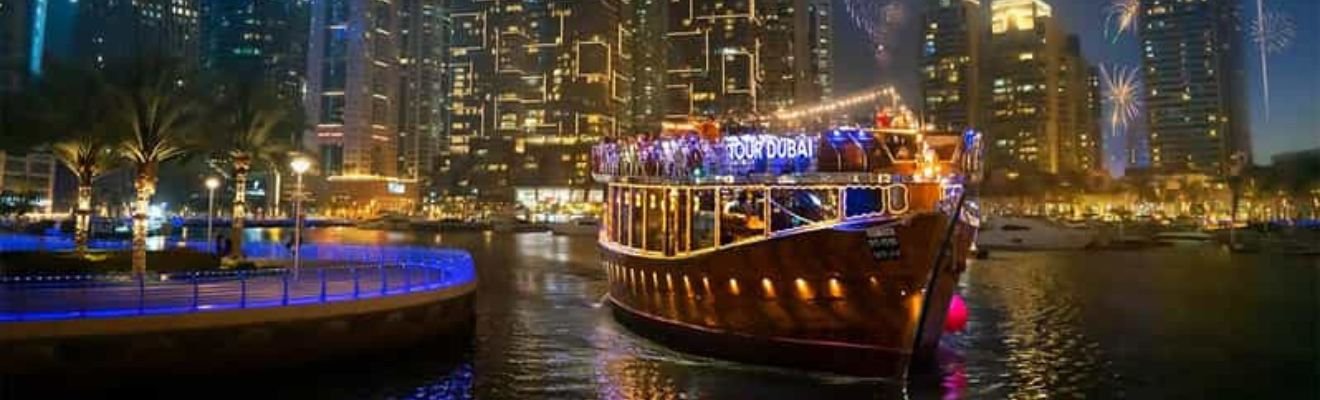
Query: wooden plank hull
601,211,974,377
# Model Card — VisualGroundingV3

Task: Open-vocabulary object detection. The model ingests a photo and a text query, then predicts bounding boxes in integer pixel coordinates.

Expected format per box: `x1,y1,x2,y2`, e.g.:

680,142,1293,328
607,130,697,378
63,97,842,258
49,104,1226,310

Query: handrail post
79,280,88,317
319,268,327,302
380,263,388,295
404,263,411,293
192,272,199,310
282,273,290,306
239,272,247,309
352,266,359,299
137,274,145,315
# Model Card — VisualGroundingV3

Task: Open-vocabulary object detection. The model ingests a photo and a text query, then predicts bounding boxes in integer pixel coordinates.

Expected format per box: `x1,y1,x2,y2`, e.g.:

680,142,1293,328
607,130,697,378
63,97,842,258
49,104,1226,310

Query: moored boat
549,217,600,236
1154,231,1214,246
592,126,984,377
977,216,1096,250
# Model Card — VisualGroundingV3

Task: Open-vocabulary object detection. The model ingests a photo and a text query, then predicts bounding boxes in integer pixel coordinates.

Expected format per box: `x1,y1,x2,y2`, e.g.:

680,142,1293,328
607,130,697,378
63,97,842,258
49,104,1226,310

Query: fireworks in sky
1250,1,1295,121
844,0,906,65
1100,64,1143,135
1104,0,1141,42
1250,10,1296,54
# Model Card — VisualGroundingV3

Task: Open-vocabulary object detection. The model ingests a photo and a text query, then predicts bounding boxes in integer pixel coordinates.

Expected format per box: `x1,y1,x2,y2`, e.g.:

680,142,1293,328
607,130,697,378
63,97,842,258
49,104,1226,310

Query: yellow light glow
828,278,844,298
728,278,740,296
794,278,814,300
761,278,776,299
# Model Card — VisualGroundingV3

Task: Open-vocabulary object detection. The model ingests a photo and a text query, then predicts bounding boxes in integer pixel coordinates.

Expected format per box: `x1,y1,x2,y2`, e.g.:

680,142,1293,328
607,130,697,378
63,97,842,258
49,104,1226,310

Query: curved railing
0,235,476,322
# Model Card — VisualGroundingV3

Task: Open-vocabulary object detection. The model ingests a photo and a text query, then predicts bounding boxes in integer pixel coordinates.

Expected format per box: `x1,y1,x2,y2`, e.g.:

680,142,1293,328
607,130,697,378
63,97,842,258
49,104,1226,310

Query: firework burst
1249,1,1295,120
1104,0,1141,42
1251,9,1295,55
1100,64,1143,134
844,0,906,65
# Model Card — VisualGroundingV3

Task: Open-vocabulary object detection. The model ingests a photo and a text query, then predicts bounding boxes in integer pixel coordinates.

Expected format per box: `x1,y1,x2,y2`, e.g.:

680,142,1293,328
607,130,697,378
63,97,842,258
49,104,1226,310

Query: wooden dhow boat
592,125,985,377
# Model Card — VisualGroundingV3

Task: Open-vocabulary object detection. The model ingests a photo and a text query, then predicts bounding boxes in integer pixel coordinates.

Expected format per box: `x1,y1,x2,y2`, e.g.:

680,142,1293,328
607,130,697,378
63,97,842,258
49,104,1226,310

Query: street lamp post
205,177,220,250
290,157,312,274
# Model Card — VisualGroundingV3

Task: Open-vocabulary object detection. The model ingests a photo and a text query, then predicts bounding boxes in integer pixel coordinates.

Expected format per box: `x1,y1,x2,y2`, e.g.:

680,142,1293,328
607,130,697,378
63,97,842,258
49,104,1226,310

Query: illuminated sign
725,135,815,163
388,182,406,194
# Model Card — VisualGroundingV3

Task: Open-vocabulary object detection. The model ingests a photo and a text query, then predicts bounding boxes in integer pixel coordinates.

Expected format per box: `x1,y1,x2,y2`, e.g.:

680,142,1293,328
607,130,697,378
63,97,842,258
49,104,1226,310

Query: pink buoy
944,293,968,333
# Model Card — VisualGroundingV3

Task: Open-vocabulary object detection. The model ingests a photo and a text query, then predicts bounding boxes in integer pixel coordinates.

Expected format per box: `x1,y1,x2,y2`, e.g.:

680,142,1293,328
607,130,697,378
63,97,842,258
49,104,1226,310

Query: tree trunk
73,180,93,256
132,168,156,276
229,156,250,260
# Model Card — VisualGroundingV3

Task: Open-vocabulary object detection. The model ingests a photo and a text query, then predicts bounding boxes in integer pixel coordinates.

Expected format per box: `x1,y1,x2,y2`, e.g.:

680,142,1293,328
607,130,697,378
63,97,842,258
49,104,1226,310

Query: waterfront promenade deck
0,235,475,322
0,235,478,374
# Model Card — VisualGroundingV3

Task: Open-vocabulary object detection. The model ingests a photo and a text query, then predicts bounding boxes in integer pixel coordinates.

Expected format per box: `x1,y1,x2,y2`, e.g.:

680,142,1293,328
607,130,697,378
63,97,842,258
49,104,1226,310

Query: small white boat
977,217,1096,250
549,218,600,236
1153,231,1213,246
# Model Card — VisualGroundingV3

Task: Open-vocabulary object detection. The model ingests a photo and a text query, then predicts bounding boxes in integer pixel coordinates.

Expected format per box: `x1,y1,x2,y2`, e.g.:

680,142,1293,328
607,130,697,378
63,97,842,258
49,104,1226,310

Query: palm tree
111,60,201,275
53,139,117,254
211,82,292,260
30,64,119,255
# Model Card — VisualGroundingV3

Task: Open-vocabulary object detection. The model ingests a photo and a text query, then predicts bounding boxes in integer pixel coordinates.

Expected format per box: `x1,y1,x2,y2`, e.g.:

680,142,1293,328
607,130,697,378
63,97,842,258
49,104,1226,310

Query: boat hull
601,212,974,376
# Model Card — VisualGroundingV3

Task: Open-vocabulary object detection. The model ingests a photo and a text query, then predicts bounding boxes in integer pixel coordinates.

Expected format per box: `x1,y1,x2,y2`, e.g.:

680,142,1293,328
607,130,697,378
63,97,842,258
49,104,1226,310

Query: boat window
1002,224,1031,231
690,189,717,251
616,187,628,246
629,189,644,249
771,188,839,232
719,188,766,245
605,187,616,241
644,189,665,253
844,187,884,217
671,190,690,254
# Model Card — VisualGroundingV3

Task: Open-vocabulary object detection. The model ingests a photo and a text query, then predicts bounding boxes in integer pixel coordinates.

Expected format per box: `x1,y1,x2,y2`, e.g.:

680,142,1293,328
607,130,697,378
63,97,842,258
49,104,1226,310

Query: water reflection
17,228,1312,398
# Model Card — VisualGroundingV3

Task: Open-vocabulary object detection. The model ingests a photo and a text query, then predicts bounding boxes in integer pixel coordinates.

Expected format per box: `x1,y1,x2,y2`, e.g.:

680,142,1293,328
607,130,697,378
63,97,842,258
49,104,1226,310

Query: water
7,228,1318,398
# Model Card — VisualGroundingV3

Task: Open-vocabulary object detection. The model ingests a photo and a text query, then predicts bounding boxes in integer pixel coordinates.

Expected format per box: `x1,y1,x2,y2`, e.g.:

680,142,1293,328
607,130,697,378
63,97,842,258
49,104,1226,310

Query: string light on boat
773,86,904,122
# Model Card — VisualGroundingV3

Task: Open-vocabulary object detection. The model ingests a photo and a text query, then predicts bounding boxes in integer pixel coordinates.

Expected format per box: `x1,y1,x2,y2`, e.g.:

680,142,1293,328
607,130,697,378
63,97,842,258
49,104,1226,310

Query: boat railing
591,129,977,182
600,181,952,259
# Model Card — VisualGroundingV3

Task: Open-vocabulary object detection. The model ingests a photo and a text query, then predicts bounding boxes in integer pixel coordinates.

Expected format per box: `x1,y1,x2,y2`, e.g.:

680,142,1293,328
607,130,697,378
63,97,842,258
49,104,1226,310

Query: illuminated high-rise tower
987,0,1063,176
201,0,309,101
304,0,419,216
397,0,448,195
1,0,41,89
1138,0,1248,174
920,0,986,132
663,0,830,123
75,0,201,68
306,0,399,178
444,0,631,202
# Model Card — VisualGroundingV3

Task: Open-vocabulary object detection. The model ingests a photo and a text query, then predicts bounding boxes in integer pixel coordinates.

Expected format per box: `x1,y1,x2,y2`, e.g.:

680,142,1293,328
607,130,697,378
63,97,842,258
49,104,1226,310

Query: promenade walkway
0,235,476,322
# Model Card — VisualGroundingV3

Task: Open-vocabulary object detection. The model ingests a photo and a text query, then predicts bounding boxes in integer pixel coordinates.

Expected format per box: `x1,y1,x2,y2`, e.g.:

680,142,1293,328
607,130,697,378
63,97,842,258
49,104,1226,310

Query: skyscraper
1055,35,1098,176
305,0,413,216
444,0,631,203
1138,0,1248,174
988,0,1064,176
663,0,831,124
1,0,56,212
397,0,447,193
201,0,309,101
629,0,666,135
1,0,49,80
75,0,201,68
920,0,986,132
987,0,1097,179
1081,65,1103,172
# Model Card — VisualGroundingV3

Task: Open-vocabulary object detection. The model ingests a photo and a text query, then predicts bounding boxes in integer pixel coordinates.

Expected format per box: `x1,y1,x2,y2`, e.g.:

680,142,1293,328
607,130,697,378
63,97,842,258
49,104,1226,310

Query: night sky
833,0,1319,174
